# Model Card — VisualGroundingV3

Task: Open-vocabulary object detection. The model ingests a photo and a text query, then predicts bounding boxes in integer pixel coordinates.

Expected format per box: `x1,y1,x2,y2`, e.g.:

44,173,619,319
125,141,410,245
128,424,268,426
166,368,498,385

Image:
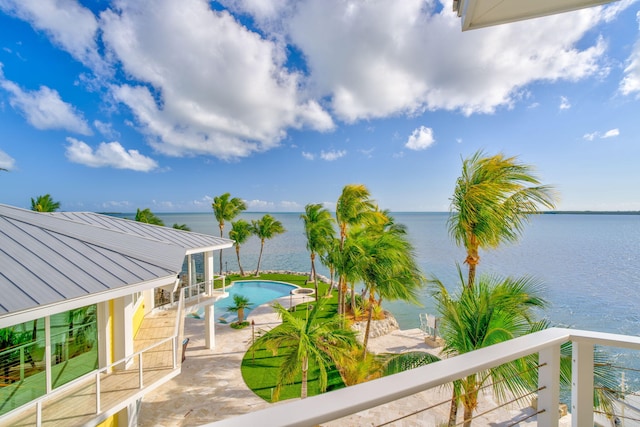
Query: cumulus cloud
100,0,333,160
0,68,91,134
559,96,571,110
583,128,620,140
0,149,15,170
301,151,315,160
246,199,275,210
619,12,640,97
0,0,107,73
320,149,346,161
65,137,158,171
288,0,615,120
405,126,435,151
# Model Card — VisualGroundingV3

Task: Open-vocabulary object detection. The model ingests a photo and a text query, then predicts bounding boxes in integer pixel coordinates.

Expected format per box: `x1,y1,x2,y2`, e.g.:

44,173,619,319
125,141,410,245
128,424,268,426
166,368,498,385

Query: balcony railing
1,292,185,427
155,275,227,309
202,327,640,427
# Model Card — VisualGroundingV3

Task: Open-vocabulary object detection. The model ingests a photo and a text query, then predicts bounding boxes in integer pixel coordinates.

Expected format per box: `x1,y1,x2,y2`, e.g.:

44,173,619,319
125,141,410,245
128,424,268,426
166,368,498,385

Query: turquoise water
212,280,296,322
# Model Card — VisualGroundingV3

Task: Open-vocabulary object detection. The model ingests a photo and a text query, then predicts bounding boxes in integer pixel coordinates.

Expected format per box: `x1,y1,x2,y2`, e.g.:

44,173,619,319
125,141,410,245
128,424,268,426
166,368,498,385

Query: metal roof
453,0,618,31
0,205,233,326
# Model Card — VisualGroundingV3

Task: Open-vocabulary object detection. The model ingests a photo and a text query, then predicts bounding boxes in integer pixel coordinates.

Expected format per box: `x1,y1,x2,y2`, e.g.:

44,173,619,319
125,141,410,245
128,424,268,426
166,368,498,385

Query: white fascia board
0,275,177,329
184,242,234,256
459,0,618,31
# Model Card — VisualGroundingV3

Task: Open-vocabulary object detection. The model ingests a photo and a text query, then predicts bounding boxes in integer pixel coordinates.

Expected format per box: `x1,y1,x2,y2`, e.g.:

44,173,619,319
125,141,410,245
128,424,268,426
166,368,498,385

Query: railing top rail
203,327,640,427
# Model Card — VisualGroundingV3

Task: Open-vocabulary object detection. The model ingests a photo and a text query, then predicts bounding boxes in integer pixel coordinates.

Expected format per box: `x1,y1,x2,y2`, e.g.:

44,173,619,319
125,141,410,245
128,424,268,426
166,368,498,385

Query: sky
0,0,639,213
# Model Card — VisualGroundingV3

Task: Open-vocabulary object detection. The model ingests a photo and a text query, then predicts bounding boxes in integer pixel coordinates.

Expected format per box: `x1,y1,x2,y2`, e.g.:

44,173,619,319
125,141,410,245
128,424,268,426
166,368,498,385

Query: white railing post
571,340,594,427
538,345,561,427
139,353,144,389
36,400,42,427
173,337,178,369
96,371,101,413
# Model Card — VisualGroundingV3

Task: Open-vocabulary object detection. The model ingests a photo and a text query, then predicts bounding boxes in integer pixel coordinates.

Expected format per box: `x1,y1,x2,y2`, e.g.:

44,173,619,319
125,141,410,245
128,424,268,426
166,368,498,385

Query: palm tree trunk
235,245,244,276
310,254,319,302
463,405,474,427
350,282,356,313
254,240,265,276
448,388,459,427
301,356,308,399
362,293,375,358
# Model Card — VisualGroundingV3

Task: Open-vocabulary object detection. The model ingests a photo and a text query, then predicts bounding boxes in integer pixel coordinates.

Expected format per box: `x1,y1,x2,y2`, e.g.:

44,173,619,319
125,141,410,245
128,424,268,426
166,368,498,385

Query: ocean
136,211,640,386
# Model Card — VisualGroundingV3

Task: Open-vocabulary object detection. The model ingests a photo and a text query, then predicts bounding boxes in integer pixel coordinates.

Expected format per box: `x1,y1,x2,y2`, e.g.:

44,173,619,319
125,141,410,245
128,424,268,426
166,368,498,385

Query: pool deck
138,295,570,426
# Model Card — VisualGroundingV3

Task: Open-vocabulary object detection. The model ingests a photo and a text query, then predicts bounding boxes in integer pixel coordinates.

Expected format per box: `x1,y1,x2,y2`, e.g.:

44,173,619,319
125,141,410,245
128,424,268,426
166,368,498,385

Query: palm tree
301,203,335,301
250,214,285,276
435,272,548,427
335,184,383,314
30,194,60,212
229,219,252,276
212,193,247,275
352,213,424,357
172,223,191,231
448,150,557,288
261,298,357,400
134,208,165,226
227,294,252,324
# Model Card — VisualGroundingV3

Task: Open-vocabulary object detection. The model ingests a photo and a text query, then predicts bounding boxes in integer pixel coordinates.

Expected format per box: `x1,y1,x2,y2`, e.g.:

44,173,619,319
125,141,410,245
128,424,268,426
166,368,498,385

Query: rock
351,312,400,342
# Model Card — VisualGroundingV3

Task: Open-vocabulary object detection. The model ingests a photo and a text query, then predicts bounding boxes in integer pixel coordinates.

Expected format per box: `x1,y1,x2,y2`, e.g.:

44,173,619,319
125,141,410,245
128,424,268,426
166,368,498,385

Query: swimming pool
212,280,297,323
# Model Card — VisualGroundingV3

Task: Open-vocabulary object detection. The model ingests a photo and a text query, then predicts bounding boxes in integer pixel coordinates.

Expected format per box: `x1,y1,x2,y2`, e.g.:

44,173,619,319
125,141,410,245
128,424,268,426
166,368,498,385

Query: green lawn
233,273,347,402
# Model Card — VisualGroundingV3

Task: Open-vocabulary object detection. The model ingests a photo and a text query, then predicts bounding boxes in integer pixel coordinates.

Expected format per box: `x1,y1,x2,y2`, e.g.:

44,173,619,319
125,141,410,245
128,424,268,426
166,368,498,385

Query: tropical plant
261,298,357,400
301,203,335,301
448,150,557,288
30,194,60,212
350,212,424,357
134,208,165,226
250,214,286,276
229,219,252,276
172,223,191,231
435,271,548,427
212,193,247,275
227,294,252,324
335,184,383,314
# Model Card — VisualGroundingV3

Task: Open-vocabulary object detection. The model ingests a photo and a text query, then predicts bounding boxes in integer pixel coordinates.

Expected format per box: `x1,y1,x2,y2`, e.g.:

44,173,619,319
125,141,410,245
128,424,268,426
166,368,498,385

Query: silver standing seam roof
0,205,234,327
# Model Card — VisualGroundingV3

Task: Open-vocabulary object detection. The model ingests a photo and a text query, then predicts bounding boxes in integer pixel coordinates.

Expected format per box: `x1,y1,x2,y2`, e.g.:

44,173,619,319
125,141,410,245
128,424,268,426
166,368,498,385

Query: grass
230,272,347,402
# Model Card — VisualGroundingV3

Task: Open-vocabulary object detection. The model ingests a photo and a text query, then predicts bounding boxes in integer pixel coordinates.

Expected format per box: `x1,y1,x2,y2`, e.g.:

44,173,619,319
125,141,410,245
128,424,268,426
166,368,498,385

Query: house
0,204,234,426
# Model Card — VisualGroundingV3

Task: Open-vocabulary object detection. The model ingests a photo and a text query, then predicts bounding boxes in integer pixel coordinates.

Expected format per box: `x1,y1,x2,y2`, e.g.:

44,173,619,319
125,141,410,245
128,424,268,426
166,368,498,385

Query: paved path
138,298,570,426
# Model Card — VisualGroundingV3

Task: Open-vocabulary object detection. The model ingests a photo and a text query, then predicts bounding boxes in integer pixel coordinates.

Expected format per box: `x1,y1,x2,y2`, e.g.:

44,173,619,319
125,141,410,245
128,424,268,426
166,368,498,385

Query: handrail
203,328,640,427
2,301,183,425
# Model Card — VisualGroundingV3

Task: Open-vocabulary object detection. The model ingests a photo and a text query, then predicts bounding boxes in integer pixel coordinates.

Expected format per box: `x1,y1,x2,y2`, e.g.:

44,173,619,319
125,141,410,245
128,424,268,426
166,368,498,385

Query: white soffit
454,0,618,31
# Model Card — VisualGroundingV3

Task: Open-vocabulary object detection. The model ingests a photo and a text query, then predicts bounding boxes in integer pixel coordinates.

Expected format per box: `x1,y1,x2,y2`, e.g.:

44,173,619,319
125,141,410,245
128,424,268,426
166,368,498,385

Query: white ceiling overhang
453,0,619,31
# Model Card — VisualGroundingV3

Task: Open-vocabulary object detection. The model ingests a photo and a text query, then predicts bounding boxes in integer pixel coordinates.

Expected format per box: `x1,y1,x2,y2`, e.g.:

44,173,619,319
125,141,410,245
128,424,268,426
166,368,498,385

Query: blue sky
0,0,639,213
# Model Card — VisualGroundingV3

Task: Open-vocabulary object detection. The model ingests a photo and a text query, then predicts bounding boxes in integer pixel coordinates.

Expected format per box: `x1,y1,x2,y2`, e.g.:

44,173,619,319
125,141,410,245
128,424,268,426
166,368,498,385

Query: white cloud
620,12,640,97
405,126,435,151
301,151,315,160
0,68,91,134
0,149,15,170
0,0,107,73
246,199,275,210
279,200,302,211
93,120,120,139
287,0,616,120
320,149,346,161
559,96,571,110
583,128,620,140
65,137,158,171
100,0,333,160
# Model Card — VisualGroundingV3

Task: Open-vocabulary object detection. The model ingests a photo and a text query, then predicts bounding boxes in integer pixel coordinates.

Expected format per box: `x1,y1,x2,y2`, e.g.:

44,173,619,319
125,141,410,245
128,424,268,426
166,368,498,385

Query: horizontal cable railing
202,328,640,427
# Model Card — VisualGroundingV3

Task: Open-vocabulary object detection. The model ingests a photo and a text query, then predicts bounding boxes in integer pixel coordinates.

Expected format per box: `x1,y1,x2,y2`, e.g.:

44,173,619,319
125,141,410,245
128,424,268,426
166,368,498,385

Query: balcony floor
1,308,180,427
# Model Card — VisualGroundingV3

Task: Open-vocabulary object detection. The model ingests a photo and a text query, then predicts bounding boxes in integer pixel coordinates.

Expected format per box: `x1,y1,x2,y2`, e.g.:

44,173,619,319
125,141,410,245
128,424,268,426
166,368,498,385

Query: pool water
210,280,296,323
